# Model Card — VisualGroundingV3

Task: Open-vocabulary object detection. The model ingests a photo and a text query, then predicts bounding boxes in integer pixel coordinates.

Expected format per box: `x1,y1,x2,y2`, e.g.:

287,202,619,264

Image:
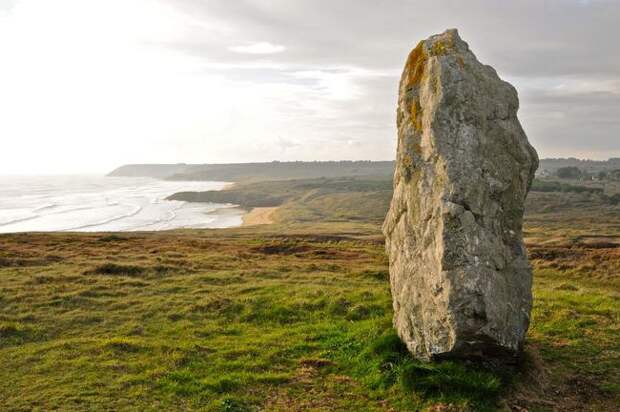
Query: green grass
1,228,618,411
1,178,619,411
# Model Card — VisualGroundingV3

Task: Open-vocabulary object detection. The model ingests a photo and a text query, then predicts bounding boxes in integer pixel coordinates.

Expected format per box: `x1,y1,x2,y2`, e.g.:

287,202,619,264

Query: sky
0,0,619,174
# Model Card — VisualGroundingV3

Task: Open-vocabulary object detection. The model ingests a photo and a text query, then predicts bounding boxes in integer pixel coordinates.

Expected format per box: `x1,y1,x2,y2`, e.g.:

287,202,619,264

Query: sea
0,175,243,233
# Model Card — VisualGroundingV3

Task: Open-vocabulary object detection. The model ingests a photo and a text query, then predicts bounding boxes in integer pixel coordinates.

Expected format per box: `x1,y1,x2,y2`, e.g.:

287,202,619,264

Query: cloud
163,0,620,160
276,136,301,151
229,41,285,54
1,0,619,174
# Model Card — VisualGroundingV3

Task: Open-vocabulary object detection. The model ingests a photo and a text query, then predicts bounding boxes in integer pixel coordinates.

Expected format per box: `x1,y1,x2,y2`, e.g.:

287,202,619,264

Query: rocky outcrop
383,29,538,363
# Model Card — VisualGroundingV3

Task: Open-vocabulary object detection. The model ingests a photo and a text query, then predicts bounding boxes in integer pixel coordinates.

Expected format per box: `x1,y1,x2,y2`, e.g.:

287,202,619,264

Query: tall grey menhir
383,29,539,363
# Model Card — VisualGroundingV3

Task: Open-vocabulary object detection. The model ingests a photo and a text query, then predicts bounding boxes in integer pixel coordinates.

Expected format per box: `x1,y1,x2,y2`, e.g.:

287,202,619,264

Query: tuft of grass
219,397,250,412
324,328,504,410
87,263,145,276
101,337,145,353
96,234,128,242
0,322,42,347
399,361,502,401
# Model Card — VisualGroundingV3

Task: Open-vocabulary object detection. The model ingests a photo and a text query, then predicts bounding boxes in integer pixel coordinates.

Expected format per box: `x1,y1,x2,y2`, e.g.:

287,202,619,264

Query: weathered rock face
383,29,538,362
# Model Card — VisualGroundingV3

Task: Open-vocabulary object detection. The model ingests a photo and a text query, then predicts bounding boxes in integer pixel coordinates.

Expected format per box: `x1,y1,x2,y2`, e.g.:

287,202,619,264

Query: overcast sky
1,0,618,174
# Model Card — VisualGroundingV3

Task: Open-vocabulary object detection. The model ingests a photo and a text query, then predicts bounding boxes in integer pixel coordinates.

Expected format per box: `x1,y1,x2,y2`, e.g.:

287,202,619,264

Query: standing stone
383,29,538,362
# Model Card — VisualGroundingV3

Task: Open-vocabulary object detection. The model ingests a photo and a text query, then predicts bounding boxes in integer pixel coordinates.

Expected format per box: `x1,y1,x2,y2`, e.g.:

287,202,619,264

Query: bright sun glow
0,0,379,175
0,0,241,174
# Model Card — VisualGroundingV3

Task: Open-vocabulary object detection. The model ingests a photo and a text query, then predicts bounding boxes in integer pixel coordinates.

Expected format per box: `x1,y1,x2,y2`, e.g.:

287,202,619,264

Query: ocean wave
0,214,40,227
48,205,100,215
129,203,182,231
64,204,143,231
33,203,57,212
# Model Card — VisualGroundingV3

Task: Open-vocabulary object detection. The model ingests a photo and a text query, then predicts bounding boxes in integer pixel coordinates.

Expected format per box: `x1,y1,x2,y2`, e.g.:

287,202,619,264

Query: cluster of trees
530,178,620,206
531,179,604,194
597,170,620,181
555,166,620,181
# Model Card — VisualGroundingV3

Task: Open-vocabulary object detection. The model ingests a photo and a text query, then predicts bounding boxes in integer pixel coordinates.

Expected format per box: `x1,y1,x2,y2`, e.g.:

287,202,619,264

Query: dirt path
242,207,278,226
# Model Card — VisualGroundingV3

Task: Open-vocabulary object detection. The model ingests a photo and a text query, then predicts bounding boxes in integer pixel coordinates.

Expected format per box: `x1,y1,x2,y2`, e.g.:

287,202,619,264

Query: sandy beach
242,207,278,226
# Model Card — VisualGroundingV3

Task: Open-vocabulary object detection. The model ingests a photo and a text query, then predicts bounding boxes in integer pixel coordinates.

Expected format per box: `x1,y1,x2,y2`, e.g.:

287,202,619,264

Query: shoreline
241,207,278,226
0,176,235,233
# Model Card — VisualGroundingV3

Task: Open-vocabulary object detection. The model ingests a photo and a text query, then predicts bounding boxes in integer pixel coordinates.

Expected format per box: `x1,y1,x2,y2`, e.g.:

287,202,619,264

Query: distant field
1,177,619,411
109,161,395,182
169,177,393,225
108,158,620,182
171,176,620,225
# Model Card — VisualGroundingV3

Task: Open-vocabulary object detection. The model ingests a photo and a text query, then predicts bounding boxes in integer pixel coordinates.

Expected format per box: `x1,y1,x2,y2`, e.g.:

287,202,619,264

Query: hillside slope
108,161,395,182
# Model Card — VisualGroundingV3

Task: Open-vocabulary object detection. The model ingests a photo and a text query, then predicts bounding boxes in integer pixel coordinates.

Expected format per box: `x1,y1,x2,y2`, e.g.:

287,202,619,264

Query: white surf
0,176,242,233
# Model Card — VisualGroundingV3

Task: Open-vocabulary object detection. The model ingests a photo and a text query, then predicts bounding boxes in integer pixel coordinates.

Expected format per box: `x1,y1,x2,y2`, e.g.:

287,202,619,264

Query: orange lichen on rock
430,34,455,57
402,32,461,136
430,41,448,56
403,41,427,134
403,41,427,90
410,100,423,132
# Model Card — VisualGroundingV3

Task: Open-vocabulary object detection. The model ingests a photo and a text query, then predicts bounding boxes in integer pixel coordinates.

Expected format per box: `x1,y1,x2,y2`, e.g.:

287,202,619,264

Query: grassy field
168,177,392,223
1,179,619,411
